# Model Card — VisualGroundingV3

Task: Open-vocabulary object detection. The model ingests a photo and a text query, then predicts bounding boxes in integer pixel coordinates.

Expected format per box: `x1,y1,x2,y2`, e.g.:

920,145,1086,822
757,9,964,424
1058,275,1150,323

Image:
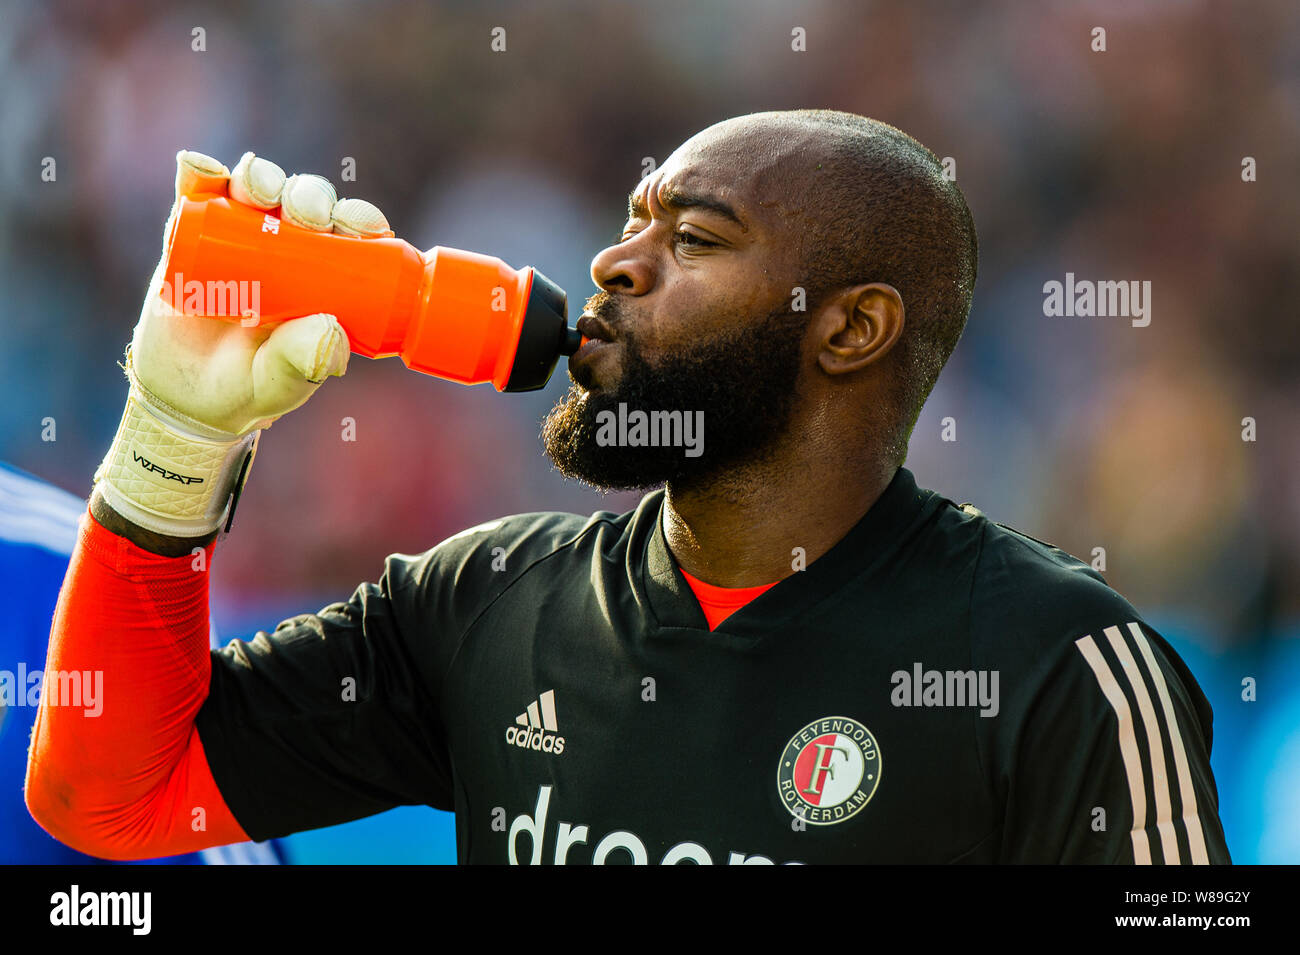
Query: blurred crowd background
1,0,1296,863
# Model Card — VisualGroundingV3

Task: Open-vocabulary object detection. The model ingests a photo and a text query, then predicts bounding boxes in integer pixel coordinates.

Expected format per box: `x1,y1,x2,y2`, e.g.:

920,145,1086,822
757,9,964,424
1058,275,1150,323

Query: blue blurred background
1,0,1296,863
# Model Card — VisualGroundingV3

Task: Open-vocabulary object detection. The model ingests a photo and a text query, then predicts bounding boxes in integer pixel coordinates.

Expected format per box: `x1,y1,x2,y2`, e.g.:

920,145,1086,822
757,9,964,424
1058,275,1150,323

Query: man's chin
562,378,605,409
540,385,677,492
543,301,806,492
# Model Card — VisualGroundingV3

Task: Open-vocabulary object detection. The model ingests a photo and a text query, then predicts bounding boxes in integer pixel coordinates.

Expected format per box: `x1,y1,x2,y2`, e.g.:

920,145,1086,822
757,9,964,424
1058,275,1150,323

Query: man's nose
590,235,655,296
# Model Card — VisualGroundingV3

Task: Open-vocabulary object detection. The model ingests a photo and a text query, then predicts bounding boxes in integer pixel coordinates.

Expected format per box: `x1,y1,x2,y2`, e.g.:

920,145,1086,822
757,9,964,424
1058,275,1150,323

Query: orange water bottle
158,196,581,392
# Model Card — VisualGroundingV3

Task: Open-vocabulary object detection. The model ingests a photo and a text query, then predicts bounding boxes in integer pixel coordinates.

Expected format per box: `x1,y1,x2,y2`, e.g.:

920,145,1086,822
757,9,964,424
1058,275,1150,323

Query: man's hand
92,150,392,545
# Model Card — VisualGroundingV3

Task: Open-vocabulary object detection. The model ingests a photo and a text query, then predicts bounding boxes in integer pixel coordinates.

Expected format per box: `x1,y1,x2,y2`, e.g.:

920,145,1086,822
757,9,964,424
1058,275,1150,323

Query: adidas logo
504,689,566,755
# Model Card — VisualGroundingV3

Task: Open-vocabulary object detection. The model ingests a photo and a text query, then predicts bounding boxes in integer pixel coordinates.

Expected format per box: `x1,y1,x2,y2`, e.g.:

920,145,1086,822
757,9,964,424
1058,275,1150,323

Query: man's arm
25,149,400,857
25,503,247,858
89,487,216,557
192,544,458,841
997,619,1231,864
26,497,458,858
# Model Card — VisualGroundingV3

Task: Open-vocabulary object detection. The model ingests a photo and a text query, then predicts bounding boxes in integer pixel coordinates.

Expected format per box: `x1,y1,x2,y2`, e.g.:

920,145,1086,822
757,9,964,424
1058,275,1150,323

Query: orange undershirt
678,566,778,630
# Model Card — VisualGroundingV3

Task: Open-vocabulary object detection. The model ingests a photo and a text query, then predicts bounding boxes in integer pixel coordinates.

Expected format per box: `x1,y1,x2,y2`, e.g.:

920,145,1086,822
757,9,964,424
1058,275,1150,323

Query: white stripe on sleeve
1075,633,1152,864
1126,622,1211,864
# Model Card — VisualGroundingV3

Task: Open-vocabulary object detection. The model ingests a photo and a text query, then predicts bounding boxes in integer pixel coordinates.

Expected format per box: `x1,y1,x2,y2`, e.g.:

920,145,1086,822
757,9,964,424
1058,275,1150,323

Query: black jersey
195,466,1231,864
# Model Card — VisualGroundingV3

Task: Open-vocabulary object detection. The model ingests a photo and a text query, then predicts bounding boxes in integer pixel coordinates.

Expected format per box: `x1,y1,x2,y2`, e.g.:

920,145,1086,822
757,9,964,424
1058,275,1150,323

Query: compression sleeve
24,508,250,860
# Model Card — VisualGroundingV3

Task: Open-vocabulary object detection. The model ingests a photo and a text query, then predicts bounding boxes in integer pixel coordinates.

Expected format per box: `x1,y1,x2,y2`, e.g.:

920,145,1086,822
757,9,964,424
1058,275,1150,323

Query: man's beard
541,303,807,492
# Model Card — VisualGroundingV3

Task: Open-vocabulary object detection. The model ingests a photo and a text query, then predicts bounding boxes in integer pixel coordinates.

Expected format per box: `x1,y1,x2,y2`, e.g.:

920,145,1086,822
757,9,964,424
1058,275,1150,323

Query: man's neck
663,446,896,588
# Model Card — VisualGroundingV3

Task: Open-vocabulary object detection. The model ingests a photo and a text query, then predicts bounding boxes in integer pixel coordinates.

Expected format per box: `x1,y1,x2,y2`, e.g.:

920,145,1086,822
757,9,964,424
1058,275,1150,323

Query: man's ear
816,283,905,376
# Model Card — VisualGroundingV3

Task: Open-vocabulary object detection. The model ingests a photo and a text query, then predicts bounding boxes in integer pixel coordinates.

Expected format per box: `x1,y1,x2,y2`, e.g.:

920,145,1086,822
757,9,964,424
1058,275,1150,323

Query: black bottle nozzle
503,268,571,392
559,325,583,355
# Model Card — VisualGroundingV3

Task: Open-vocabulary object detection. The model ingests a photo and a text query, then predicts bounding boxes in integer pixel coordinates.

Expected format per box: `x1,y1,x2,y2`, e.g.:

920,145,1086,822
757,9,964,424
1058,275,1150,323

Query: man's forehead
630,123,828,224
629,162,742,216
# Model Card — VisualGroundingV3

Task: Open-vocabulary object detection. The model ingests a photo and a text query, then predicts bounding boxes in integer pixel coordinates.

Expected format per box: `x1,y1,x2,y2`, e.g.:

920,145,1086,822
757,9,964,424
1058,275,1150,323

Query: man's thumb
250,313,350,417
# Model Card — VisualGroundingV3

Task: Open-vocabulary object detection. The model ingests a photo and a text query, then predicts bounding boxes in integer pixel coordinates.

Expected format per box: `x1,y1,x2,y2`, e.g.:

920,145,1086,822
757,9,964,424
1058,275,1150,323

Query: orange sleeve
24,508,251,860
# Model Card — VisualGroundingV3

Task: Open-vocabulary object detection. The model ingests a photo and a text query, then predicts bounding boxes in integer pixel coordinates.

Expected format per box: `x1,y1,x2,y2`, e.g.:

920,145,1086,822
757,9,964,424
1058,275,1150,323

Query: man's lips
569,312,619,380
570,336,615,364
576,312,615,345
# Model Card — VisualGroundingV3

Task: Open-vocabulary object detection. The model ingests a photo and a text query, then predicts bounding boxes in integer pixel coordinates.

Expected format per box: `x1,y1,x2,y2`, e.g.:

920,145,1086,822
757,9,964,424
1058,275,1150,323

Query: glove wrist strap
94,370,259,539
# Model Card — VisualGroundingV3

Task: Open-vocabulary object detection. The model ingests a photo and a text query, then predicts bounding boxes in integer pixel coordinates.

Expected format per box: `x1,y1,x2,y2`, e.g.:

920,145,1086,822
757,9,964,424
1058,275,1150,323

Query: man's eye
673,230,715,248
615,228,715,248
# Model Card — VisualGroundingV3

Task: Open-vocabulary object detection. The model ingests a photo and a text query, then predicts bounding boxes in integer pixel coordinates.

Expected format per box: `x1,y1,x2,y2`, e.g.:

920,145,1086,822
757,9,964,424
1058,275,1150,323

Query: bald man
27,110,1230,865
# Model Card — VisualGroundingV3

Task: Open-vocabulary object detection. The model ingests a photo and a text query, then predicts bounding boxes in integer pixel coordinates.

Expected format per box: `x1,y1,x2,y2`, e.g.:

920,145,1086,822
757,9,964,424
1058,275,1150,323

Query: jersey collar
639,466,937,638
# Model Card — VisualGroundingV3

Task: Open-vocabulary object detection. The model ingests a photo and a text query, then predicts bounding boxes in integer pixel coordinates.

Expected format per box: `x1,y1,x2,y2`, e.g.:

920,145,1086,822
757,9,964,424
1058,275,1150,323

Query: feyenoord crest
777,716,881,826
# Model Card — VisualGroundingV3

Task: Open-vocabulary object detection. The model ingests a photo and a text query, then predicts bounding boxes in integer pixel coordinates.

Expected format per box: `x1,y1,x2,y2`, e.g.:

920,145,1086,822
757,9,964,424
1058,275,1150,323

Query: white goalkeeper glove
94,150,391,538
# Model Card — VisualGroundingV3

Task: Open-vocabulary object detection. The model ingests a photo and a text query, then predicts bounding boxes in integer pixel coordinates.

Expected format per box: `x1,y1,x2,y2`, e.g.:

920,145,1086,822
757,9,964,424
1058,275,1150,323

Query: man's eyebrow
626,185,746,229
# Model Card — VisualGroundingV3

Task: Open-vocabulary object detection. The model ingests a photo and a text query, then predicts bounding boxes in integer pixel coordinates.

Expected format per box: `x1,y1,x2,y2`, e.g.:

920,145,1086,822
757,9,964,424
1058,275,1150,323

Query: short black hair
776,110,978,466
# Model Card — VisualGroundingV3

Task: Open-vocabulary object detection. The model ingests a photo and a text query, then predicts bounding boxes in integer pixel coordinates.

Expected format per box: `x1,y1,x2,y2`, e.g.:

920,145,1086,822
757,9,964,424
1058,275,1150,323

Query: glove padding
94,150,392,537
